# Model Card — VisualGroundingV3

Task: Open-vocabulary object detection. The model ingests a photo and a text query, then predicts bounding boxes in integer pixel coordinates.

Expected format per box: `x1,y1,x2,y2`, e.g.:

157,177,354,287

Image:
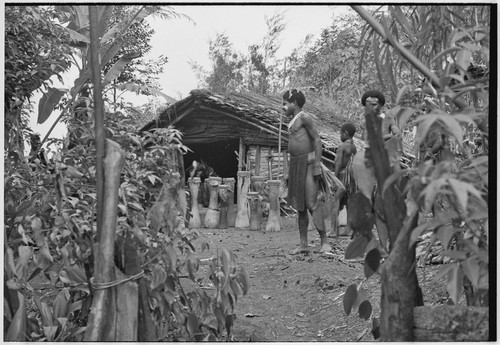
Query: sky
141,5,350,101
28,4,351,140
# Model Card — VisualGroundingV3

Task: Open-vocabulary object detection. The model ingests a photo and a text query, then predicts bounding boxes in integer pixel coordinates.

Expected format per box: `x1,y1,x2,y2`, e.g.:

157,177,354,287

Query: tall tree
286,10,379,120
191,33,246,93
247,11,286,94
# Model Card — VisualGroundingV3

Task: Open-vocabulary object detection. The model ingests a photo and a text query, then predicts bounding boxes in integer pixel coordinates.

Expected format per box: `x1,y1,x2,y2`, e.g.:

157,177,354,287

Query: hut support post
204,177,221,228
235,171,251,228
188,177,201,229
218,184,229,229
247,192,261,231
255,145,261,176
265,180,281,232
238,137,245,171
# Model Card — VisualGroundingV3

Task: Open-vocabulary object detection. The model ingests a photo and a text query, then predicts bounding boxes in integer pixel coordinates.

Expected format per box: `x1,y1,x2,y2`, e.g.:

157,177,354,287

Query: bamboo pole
278,111,283,178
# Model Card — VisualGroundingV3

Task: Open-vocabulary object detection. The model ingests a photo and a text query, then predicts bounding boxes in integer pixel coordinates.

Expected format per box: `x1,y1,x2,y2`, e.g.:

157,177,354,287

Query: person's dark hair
361,90,385,106
283,89,306,107
341,123,356,137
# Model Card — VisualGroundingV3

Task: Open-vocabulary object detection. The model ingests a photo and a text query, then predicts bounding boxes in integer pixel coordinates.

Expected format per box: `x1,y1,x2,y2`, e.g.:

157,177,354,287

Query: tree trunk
364,108,420,341
380,210,421,341
84,139,130,341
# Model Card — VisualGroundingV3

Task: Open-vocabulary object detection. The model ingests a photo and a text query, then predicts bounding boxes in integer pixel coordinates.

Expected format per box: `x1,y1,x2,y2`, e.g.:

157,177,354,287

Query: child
331,123,357,236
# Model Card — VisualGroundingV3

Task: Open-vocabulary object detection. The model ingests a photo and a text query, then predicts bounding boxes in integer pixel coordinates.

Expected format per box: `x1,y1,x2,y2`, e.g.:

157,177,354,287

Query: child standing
331,123,357,236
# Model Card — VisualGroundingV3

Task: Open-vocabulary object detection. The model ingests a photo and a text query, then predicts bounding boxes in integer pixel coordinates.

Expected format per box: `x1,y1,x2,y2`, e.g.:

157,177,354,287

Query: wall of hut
246,145,287,181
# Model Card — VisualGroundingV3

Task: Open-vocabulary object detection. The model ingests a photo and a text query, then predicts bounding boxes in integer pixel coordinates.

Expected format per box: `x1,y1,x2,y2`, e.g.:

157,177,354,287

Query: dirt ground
192,211,453,342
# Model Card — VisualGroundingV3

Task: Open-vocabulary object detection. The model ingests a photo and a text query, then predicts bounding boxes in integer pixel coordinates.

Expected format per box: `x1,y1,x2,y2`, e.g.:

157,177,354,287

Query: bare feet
326,231,338,238
289,246,309,255
318,243,332,253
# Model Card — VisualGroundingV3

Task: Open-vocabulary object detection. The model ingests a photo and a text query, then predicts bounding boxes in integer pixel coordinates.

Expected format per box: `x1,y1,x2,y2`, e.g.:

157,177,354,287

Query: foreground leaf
343,284,358,316
359,300,372,320
38,87,65,124
364,249,381,278
461,257,480,288
345,235,370,260
5,293,26,341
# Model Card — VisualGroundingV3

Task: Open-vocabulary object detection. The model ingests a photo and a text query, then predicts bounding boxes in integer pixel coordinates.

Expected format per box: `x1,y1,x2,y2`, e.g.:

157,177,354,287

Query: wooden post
222,177,235,205
267,148,273,180
235,171,251,228
283,149,289,178
255,145,261,176
204,177,220,228
265,180,281,232
218,184,229,229
202,178,210,208
278,111,283,178
188,177,201,229
238,137,245,171
247,192,261,231
223,177,236,227
251,175,266,194
251,175,265,229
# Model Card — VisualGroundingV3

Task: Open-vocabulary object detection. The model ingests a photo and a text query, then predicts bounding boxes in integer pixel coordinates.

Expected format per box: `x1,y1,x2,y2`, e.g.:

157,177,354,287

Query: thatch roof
141,89,365,153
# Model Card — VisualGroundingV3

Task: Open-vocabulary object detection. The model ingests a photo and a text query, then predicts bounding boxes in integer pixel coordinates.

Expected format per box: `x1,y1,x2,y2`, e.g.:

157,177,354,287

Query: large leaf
351,151,377,201
115,83,178,103
437,115,464,145
150,267,166,291
70,69,91,99
62,26,90,45
15,246,32,279
53,289,69,318
97,6,113,39
461,257,480,288
448,178,484,211
435,224,455,249
38,87,65,124
5,293,26,341
221,249,231,288
358,300,372,320
186,312,199,336
345,235,370,260
347,192,375,237
102,52,141,85
237,268,250,295
364,248,381,278
343,284,358,316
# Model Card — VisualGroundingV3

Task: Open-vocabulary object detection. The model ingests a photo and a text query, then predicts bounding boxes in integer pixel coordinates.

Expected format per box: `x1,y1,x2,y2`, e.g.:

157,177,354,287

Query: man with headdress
282,89,331,254
354,90,402,201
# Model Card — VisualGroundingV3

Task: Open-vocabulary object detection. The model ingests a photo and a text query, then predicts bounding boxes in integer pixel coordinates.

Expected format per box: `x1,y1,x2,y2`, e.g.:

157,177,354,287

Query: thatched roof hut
141,89,364,180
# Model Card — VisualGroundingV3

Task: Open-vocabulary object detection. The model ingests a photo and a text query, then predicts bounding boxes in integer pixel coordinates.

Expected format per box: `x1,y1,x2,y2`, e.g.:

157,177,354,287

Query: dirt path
193,216,382,342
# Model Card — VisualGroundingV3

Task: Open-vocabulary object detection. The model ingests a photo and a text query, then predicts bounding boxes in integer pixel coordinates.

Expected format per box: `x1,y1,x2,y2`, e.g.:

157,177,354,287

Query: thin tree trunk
364,108,420,341
84,139,126,341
